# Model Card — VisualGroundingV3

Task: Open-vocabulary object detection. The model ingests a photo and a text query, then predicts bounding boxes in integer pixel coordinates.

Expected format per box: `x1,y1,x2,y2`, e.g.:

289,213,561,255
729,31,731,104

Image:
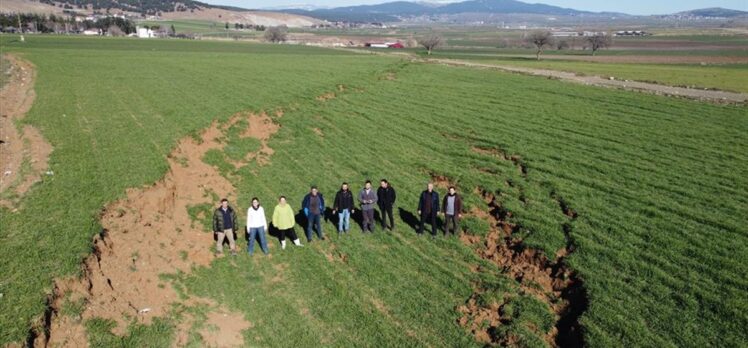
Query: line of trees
0,13,136,35
36,0,203,16
233,23,266,31
525,31,613,59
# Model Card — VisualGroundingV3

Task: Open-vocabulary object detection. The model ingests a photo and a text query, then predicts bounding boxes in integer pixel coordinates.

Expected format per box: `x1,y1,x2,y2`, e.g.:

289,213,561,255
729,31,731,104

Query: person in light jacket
358,180,378,233
301,186,326,242
441,186,463,237
333,182,355,234
272,196,303,250
246,197,269,256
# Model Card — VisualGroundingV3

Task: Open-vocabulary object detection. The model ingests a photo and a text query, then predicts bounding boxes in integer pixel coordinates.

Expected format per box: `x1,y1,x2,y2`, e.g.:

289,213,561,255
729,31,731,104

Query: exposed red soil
40,112,280,347
472,146,527,177
457,185,586,347
430,173,455,190
0,54,52,207
238,111,280,165
315,92,336,102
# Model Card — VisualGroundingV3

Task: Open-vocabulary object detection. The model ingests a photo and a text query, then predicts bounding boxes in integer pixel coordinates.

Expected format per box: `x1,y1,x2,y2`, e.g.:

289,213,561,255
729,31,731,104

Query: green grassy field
1,35,747,347
396,46,748,93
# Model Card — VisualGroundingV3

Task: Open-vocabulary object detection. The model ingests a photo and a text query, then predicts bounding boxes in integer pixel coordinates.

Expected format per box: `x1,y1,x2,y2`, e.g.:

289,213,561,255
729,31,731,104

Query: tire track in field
456,147,587,347
35,111,280,347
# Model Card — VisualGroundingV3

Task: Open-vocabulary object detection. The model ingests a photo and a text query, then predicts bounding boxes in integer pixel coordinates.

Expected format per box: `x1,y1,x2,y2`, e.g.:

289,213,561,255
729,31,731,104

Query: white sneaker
293,239,304,247
281,240,287,250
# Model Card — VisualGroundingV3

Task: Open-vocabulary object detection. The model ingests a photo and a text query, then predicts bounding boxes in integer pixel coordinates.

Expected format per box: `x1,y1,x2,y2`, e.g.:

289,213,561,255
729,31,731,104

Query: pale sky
203,0,747,15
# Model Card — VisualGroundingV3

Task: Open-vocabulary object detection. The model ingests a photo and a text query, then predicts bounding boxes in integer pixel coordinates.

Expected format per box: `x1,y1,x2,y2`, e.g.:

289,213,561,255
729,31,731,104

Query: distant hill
675,7,748,18
0,0,321,27
279,0,615,22
434,0,590,16
278,0,746,23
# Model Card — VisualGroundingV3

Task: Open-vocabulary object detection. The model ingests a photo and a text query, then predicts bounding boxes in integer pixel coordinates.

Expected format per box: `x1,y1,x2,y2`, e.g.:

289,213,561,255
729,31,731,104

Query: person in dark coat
333,182,355,234
301,186,326,242
377,179,396,231
441,186,463,236
212,198,238,256
417,183,440,237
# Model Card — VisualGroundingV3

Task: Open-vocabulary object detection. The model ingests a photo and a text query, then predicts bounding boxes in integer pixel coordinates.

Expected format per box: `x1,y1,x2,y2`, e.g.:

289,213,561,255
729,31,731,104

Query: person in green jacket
272,196,303,250
212,198,238,256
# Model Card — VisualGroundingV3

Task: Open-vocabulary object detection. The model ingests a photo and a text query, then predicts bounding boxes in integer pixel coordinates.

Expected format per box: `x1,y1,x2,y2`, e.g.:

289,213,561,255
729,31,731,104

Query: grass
483,59,748,93
0,54,12,89
412,48,748,93
0,34,747,347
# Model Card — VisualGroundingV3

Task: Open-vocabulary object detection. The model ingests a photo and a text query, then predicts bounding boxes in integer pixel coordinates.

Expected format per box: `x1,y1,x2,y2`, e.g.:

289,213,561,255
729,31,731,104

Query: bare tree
107,25,125,36
418,34,442,55
264,26,287,43
556,40,569,50
525,31,554,60
586,32,613,56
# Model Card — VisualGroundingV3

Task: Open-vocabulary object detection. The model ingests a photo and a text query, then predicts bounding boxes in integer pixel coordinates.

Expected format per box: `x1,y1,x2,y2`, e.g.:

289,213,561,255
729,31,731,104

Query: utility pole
17,14,25,42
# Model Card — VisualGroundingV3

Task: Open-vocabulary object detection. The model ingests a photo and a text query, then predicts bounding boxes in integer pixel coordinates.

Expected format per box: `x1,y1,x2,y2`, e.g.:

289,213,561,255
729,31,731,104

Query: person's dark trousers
363,209,375,232
306,214,324,241
444,215,459,236
418,211,437,236
279,228,298,241
379,204,394,230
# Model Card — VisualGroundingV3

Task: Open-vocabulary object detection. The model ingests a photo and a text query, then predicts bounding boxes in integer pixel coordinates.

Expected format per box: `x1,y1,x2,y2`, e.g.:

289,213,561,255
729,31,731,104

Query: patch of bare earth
40,112,280,347
0,54,52,208
454,148,586,347
315,92,336,102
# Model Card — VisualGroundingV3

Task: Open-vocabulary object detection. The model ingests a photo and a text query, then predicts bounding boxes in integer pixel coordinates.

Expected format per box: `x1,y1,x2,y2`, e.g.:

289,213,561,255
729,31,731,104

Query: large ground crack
457,148,587,347
35,111,280,347
0,54,52,208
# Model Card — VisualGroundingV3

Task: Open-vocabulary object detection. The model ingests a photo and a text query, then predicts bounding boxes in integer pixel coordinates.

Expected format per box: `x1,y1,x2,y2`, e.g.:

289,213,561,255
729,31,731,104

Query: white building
136,26,154,38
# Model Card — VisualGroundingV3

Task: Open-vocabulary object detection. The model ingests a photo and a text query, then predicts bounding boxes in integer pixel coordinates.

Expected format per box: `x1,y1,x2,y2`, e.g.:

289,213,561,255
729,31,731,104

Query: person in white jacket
246,197,270,255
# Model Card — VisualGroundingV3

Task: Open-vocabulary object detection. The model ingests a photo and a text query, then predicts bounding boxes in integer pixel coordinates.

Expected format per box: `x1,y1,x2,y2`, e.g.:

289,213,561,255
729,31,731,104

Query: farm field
0,35,747,348
417,50,748,93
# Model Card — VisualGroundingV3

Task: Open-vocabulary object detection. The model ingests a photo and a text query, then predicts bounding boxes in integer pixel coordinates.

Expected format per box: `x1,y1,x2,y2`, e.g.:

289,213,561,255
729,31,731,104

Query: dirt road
359,50,748,104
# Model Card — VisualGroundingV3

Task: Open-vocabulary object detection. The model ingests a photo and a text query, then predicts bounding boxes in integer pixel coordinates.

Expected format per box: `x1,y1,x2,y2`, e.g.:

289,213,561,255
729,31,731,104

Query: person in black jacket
377,179,397,231
212,198,238,256
333,182,355,234
417,183,440,238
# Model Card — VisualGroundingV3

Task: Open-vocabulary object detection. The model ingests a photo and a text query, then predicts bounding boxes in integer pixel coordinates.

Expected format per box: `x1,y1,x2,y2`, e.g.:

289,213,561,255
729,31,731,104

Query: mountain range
277,0,747,23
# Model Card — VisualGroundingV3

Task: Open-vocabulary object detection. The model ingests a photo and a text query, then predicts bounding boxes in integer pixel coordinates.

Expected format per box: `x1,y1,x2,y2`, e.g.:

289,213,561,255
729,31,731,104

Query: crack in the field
459,146,588,347
36,111,281,347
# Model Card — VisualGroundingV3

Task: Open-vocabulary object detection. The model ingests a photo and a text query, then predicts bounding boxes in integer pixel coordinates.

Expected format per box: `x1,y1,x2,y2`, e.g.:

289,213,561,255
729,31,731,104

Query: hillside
0,0,320,27
281,0,615,22
676,7,748,18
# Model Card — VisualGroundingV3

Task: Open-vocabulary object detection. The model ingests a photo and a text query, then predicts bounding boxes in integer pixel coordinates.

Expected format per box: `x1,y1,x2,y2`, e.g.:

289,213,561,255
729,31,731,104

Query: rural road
360,50,748,104
424,58,748,104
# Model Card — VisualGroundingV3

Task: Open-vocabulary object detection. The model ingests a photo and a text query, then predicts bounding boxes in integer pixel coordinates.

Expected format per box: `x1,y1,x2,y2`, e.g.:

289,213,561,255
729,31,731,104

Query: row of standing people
211,180,463,256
